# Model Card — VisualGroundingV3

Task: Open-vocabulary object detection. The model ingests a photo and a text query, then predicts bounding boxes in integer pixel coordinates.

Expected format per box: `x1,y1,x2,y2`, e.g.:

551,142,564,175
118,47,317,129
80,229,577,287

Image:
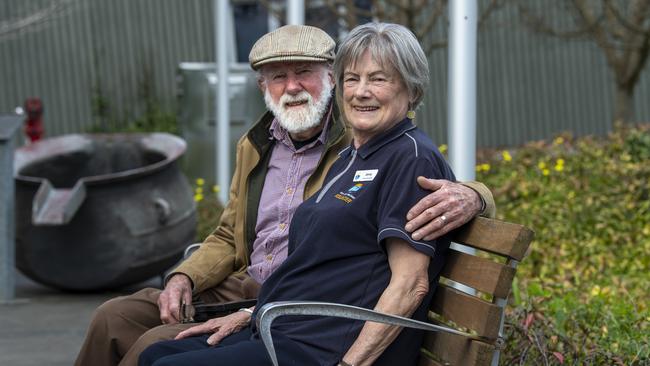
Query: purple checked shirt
247,113,332,284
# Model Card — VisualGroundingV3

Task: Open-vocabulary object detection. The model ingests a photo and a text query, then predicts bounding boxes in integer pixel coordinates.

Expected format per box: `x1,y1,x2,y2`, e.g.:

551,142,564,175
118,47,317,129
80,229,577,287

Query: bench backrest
419,217,534,366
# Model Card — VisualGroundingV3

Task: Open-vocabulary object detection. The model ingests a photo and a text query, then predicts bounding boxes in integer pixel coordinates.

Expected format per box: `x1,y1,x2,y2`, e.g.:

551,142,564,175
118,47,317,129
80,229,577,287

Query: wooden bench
257,217,534,366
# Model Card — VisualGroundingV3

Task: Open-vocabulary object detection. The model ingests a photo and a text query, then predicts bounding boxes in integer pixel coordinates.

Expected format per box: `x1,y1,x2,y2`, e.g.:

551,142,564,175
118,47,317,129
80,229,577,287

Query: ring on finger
440,215,447,223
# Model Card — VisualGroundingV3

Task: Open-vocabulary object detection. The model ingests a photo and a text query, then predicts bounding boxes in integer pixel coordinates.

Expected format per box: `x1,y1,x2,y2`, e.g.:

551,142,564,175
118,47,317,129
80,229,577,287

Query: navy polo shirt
253,119,455,366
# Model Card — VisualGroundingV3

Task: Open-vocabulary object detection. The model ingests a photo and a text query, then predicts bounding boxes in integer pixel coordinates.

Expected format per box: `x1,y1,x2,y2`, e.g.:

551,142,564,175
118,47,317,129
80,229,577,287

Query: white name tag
353,169,378,182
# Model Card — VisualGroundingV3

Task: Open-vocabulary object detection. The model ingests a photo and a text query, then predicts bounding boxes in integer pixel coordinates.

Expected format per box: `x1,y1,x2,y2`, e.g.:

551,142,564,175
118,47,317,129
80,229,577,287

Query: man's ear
257,77,266,93
327,71,335,88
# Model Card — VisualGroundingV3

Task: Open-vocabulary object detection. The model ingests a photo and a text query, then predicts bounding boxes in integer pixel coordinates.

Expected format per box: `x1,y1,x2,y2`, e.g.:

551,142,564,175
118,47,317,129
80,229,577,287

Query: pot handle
153,197,171,224
32,180,86,226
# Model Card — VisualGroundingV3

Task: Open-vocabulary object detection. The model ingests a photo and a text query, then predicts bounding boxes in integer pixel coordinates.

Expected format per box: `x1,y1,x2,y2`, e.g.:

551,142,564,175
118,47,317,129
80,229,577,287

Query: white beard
264,72,333,134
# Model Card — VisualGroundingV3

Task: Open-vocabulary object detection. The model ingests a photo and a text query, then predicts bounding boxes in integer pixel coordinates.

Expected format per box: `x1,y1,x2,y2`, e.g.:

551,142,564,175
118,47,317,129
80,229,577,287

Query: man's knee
89,296,128,329
132,325,177,352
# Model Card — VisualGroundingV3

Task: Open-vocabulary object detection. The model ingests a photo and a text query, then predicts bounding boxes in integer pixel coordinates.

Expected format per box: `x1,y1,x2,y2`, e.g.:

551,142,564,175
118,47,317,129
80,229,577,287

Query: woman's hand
174,309,252,345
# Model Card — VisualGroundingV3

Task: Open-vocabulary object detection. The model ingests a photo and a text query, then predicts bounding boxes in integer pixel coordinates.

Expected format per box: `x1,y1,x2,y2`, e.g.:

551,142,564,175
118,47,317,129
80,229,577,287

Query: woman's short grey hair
334,22,429,110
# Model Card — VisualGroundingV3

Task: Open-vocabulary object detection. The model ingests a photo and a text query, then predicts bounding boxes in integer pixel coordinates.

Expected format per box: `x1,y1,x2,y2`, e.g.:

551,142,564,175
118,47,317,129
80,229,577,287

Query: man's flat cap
249,25,335,70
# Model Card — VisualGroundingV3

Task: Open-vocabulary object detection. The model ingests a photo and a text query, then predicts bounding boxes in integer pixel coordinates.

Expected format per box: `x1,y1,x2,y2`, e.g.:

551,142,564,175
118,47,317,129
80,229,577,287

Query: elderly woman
140,22,454,366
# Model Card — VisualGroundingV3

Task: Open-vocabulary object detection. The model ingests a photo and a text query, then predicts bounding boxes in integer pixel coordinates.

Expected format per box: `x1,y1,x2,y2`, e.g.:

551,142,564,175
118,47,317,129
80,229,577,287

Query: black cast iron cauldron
14,133,197,291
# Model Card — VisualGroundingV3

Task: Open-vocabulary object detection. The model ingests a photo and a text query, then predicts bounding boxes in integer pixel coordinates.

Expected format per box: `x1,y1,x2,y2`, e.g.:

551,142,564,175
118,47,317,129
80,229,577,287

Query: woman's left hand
174,311,251,345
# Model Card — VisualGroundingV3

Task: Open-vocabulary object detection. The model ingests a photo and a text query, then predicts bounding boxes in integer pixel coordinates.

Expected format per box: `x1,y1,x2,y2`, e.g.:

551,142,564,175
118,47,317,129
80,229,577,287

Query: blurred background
1,0,648,365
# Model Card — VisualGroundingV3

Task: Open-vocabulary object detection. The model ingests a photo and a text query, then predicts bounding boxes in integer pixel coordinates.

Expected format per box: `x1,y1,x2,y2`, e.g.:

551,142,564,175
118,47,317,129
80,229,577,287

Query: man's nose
285,74,303,94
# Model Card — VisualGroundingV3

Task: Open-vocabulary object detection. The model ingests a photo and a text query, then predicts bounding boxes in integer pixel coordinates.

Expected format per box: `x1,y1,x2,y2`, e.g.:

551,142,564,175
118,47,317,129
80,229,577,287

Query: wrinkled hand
157,274,193,324
405,177,482,241
174,310,252,345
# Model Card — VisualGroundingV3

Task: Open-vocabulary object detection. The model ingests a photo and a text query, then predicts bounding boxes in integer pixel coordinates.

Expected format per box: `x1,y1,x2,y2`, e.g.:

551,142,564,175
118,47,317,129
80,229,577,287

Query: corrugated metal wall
419,3,650,147
2,0,650,146
0,0,214,135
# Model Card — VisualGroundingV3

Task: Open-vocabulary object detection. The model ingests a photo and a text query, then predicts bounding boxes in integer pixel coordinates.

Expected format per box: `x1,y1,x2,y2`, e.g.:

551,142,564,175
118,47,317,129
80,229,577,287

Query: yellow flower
554,164,564,172
554,136,564,145
542,169,550,176
602,325,608,335
212,185,220,193
502,150,512,162
642,225,650,236
196,178,205,186
556,158,565,166
568,191,576,200
590,285,601,296
193,193,204,202
537,161,547,170
481,163,490,172
195,187,203,194
438,144,448,154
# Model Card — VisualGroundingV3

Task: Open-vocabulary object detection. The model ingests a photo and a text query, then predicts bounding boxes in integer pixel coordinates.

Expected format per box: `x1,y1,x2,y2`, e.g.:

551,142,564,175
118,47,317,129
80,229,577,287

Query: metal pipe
448,0,478,295
0,116,21,303
448,0,478,182
215,0,230,204
287,0,304,25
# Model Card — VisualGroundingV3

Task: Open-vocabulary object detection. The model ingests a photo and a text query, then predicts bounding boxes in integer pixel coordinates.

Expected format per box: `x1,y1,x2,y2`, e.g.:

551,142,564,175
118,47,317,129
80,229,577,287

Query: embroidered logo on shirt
353,169,378,182
335,184,365,204
348,183,363,192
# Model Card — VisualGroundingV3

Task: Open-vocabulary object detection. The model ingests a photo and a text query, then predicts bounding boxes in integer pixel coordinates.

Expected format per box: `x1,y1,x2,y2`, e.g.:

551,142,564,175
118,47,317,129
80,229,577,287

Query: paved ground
0,269,161,366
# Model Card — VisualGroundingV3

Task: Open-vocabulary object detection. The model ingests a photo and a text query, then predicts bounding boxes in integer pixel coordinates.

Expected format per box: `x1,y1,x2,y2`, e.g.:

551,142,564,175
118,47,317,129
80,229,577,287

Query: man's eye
273,74,286,80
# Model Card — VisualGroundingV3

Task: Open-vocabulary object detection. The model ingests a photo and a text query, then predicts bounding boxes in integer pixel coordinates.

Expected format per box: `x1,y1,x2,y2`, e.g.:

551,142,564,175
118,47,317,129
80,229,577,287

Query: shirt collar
340,118,416,159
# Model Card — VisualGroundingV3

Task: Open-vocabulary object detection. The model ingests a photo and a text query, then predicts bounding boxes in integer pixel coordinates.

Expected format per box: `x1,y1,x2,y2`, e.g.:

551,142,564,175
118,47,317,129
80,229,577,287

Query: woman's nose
353,80,371,99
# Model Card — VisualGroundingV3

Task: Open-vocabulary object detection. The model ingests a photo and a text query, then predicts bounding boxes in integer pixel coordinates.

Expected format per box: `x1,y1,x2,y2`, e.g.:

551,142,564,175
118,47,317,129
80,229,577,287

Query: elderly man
74,24,494,366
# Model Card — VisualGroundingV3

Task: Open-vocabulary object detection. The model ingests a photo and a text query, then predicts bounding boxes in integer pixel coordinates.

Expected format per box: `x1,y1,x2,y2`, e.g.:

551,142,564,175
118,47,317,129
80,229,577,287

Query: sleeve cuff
377,226,437,258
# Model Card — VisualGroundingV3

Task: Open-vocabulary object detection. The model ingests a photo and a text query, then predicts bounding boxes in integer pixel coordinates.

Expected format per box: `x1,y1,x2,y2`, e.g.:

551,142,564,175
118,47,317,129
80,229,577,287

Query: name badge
353,169,378,182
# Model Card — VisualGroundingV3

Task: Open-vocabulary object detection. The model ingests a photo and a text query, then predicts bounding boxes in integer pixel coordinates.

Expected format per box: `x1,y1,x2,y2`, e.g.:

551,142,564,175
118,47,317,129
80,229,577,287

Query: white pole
287,0,305,25
215,0,230,204
448,0,477,182
447,0,478,295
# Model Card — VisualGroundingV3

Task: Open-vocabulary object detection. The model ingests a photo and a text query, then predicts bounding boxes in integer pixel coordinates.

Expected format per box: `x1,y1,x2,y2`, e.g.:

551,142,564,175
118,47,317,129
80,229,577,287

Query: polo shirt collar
340,118,416,159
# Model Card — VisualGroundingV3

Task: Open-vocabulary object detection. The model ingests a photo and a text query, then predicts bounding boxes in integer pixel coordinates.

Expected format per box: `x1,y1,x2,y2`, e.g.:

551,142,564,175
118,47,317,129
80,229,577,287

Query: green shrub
476,124,650,364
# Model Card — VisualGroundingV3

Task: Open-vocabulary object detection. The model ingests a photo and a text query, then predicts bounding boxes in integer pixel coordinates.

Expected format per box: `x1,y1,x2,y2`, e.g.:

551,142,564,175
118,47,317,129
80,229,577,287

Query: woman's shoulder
390,127,442,161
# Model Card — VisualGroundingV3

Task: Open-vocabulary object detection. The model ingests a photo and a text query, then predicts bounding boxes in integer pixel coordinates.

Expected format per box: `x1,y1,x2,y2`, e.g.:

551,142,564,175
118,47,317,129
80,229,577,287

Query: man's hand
174,310,251,345
157,274,193,324
405,177,483,241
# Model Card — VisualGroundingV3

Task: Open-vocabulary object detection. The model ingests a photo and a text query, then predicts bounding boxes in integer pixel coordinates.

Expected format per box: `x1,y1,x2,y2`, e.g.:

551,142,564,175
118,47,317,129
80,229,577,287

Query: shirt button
286,188,293,194
266,255,273,261
279,223,286,230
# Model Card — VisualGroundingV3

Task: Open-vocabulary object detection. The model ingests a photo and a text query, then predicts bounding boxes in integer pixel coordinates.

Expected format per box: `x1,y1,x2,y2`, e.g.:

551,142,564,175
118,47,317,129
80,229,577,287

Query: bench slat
421,331,494,366
441,249,516,298
429,284,502,340
450,217,534,261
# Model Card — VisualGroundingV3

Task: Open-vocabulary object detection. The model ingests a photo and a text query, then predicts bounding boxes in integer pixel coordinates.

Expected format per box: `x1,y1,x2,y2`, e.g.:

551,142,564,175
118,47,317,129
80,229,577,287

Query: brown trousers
74,272,260,366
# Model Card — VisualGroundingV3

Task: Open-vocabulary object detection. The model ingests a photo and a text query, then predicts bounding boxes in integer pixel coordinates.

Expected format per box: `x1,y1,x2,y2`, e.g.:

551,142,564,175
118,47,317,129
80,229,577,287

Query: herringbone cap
249,25,335,70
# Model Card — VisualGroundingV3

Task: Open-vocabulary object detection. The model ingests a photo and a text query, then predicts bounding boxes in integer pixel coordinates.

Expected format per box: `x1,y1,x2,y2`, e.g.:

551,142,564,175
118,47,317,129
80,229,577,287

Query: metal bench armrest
255,301,487,366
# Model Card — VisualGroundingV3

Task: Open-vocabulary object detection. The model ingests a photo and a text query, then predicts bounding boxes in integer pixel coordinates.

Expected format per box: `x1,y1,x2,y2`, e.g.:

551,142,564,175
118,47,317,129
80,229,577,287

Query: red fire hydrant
24,98,44,142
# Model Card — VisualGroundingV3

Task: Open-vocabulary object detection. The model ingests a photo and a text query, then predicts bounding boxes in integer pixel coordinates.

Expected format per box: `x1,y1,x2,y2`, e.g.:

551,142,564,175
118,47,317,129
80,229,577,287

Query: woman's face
342,51,411,147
